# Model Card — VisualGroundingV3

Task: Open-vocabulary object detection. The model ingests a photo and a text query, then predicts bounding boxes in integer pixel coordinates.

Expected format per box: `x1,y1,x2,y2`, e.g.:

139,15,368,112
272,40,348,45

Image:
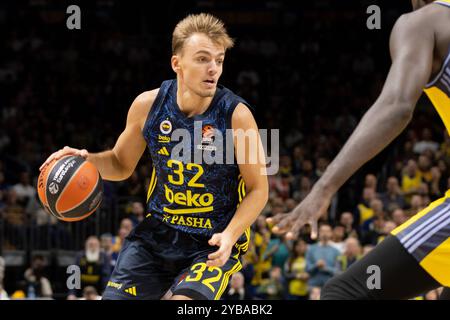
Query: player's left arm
207,103,269,267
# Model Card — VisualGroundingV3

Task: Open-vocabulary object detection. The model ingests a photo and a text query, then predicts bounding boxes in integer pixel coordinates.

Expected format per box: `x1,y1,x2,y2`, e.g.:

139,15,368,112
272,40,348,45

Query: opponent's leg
323,194,450,300
439,288,450,300
321,235,440,300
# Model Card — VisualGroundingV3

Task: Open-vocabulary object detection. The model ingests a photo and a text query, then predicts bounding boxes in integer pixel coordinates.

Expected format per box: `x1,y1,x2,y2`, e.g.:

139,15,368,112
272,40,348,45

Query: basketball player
40,13,268,300
269,0,450,299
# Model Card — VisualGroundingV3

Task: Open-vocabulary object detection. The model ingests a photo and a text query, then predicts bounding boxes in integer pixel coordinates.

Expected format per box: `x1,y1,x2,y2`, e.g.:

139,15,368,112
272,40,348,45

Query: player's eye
216,59,224,65
197,56,208,63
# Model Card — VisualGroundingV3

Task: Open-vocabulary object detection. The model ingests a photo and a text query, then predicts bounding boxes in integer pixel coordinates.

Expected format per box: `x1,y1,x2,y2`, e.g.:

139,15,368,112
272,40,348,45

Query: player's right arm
269,10,435,239
39,90,158,181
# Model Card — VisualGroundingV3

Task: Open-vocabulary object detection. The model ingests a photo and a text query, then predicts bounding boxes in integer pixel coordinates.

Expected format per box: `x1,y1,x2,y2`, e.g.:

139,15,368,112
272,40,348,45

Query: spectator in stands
100,233,114,271
264,234,290,270
391,208,408,226
309,286,321,300
418,154,433,183
361,216,386,246
256,266,285,300
291,146,305,175
413,128,439,154
380,176,405,212
354,187,376,226
402,159,422,201
284,239,309,300
336,237,362,274
362,198,386,232
269,171,292,200
68,236,111,299
285,198,298,212
315,157,329,179
406,194,426,216
339,212,359,239
239,255,256,299
248,216,272,288
300,159,316,182
223,272,248,300
0,256,8,300
82,286,101,300
437,159,449,195
111,218,133,266
330,224,346,253
378,220,397,243
364,174,377,190
129,201,145,227
3,189,26,249
430,166,443,199
23,254,53,299
293,176,312,202
305,224,340,288
12,171,35,205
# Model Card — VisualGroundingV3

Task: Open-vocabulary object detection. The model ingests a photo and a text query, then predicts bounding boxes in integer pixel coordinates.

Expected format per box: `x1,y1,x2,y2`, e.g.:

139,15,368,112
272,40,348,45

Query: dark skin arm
268,11,435,239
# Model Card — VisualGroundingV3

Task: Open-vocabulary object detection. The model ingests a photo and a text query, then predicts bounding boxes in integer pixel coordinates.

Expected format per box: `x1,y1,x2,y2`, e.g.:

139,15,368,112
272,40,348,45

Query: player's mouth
203,79,216,88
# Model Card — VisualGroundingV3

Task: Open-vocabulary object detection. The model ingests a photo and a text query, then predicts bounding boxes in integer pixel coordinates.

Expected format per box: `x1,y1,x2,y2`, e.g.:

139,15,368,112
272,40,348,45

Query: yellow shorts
392,191,450,286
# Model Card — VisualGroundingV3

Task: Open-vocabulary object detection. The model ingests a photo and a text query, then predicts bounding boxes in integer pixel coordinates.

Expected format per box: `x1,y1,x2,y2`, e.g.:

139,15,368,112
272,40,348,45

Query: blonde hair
172,13,234,55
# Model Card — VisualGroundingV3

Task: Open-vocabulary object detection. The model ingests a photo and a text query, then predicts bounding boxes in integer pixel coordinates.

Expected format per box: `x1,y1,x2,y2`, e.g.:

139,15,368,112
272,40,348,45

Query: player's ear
171,55,181,74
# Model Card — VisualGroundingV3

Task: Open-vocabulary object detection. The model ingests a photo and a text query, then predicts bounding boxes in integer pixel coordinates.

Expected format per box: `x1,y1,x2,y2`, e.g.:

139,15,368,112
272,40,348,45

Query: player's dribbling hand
207,233,233,268
39,146,88,171
266,187,332,240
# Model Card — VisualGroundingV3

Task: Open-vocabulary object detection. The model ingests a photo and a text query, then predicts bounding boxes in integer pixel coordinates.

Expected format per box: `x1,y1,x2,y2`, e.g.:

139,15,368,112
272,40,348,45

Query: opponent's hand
266,187,332,240
39,146,88,171
207,233,234,268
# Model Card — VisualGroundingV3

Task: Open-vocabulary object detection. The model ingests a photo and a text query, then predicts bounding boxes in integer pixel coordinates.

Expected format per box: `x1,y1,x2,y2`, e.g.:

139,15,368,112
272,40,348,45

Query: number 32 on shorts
185,262,223,292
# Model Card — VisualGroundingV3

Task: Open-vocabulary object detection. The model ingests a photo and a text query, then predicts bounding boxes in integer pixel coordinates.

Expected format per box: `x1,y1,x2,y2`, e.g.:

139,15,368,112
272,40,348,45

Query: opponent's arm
207,103,269,267
40,90,157,181
317,13,434,196
271,11,435,238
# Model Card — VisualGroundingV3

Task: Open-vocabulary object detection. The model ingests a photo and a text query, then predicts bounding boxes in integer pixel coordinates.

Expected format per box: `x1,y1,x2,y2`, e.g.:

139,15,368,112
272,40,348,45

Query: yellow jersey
424,1,450,131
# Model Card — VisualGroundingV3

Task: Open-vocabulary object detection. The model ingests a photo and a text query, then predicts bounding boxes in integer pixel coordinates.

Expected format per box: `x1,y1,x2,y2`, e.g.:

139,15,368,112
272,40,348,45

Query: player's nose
207,62,219,75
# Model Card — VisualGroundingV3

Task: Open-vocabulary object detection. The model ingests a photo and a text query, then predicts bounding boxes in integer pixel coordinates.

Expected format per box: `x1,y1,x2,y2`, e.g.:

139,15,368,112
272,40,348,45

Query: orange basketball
37,155,103,222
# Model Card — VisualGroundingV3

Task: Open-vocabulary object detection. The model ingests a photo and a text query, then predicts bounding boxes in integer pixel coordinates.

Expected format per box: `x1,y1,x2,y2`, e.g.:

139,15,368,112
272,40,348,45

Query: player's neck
176,81,214,117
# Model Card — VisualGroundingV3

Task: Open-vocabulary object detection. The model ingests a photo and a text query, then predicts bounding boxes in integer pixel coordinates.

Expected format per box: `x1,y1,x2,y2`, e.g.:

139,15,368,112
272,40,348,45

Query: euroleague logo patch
160,120,172,134
196,124,217,151
49,182,59,194
202,125,215,143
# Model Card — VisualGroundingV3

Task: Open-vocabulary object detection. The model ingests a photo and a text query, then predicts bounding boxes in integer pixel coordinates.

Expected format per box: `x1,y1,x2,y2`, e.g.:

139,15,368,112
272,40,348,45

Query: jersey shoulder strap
142,80,175,137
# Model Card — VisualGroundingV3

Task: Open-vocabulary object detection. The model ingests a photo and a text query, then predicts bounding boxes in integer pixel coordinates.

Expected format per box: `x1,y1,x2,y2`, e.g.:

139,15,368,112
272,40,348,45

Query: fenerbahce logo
158,120,172,143
160,120,172,134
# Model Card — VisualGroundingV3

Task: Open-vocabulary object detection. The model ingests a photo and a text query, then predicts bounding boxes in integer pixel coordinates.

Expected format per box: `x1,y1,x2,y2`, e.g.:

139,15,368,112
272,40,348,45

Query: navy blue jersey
137,79,251,240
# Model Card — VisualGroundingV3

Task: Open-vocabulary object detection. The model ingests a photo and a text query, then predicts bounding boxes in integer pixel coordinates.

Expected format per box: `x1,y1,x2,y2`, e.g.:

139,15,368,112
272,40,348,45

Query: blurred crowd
0,0,448,299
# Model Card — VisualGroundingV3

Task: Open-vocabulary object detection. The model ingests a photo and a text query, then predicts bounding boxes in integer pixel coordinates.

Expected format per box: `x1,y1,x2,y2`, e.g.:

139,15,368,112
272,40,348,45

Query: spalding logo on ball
37,155,103,222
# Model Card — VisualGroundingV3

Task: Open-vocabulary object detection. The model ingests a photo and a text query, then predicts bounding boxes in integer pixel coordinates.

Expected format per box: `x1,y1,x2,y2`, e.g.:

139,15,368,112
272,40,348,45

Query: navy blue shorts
102,218,249,300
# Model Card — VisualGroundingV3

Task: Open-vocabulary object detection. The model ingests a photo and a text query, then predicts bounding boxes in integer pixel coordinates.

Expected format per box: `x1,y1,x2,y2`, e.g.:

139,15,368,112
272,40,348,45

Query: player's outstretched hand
266,187,332,240
39,146,88,171
207,233,233,268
